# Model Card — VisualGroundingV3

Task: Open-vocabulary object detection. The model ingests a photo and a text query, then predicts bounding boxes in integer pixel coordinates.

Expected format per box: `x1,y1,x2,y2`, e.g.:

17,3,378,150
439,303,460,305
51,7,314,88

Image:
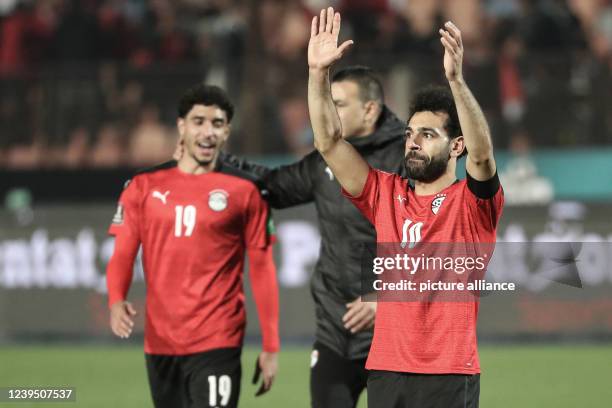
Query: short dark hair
408,85,466,157
332,66,384,106
177,84,234,122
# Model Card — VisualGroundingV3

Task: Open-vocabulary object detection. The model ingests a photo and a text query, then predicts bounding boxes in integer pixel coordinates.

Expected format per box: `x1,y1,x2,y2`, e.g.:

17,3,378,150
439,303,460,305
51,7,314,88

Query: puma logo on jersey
325,166,334,181
397,194,407,204
152,190,170,204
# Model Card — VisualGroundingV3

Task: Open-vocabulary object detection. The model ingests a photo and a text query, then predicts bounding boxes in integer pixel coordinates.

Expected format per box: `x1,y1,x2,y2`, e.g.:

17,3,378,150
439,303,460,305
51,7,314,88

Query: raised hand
308,7,353,71
439,21,464,82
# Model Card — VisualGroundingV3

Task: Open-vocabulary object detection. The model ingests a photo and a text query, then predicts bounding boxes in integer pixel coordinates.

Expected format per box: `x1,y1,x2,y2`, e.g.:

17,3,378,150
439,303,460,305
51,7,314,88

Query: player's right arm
106,179,142,339
308,7,369,197
107,233,139,338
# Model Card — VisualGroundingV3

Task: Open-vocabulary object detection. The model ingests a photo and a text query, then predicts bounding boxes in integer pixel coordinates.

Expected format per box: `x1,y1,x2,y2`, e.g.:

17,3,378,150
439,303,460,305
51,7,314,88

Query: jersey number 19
175,205,196,237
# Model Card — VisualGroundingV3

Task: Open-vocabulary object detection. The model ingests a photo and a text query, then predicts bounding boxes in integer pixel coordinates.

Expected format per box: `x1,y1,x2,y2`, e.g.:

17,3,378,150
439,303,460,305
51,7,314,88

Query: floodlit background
1,0,611,407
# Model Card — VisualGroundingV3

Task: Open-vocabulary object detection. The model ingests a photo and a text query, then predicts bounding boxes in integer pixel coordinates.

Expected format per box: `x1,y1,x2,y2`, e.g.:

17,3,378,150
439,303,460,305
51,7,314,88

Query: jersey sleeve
341,167,380,224
106,178,143,307
244,186,274,249
247,246,280,352
465,171,504,230
244,187,280,351
108,178,142,239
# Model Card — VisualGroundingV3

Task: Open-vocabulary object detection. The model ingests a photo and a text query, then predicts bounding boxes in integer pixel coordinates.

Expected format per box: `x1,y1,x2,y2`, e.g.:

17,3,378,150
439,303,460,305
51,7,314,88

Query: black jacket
224,106,406,359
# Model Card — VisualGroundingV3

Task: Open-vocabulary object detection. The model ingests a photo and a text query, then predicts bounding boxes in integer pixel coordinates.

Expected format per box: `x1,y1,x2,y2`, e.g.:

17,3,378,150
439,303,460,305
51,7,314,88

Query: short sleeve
108,178,142,239
341,167,380,224
465,171,504,230
244,187,273,249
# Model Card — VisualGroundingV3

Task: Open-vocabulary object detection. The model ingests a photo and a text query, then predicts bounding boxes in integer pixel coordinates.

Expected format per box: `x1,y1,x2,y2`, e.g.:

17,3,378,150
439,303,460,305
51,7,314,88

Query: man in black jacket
177,66,406,408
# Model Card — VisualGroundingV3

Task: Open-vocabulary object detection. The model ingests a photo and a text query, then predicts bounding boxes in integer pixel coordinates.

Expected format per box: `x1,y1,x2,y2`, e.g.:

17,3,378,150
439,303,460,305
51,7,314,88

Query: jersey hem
365,363,481,375
144,340,243,356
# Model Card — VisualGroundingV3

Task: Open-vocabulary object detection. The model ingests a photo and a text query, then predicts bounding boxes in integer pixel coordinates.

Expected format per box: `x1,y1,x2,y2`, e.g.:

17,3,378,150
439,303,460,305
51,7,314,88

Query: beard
403,148,450,183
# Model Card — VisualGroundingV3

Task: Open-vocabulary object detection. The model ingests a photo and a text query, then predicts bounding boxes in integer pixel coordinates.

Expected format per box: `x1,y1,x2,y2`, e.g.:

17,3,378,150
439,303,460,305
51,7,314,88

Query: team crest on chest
431,194,446,215
208,189,229,211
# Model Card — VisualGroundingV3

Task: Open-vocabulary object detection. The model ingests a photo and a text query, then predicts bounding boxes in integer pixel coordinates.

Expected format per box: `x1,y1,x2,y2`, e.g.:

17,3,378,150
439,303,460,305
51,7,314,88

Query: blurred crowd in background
0,0,610,169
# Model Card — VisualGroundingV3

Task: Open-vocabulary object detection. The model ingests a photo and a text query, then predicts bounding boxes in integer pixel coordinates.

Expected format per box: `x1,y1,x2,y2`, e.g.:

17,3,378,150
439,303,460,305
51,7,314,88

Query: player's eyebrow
190,115,226,125
406,126,442,135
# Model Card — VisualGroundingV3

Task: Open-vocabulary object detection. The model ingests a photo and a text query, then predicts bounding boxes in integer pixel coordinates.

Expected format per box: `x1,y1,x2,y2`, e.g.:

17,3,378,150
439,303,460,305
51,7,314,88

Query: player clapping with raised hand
308,8,503,408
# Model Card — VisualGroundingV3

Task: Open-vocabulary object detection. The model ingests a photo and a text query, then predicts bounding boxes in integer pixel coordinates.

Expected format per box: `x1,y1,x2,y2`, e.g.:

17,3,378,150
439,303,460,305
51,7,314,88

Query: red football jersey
344,167,504,374
108,163,277,355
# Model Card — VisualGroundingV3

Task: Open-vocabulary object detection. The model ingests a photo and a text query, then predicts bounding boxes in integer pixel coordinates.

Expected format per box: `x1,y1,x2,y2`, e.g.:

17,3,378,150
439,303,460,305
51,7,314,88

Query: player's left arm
247,245,279,395
440,21,496,182
244,188,280,395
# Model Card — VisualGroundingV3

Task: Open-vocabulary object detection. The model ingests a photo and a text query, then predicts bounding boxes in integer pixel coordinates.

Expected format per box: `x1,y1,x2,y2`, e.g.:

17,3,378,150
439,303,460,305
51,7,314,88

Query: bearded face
403,142,451,182
403,111,461,183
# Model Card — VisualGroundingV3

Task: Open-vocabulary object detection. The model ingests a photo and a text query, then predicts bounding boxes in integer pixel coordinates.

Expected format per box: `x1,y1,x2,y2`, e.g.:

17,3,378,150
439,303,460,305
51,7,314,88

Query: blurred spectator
52,0,101,62
442,0,482,45
0,1,55,75
497,22,526,127
128,104,174,167
91,124,125,168
96,1,134,61
279,93,312,157
0,0,609,168
499,130,554,205
339,0,389,52
5,136,44,169
62,127,90,168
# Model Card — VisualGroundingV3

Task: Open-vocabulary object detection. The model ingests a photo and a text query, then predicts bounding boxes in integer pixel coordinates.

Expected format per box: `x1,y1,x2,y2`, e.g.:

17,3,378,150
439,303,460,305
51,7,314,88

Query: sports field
1,344,611,407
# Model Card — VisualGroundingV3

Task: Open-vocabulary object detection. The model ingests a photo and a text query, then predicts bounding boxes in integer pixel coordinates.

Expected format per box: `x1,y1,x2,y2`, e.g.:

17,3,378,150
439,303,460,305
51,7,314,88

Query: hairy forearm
449,78,493,162
308,68,342,153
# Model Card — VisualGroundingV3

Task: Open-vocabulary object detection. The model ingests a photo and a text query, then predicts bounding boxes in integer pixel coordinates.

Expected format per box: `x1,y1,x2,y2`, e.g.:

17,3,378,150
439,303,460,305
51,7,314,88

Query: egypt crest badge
431,194,446,215
208,189,229,212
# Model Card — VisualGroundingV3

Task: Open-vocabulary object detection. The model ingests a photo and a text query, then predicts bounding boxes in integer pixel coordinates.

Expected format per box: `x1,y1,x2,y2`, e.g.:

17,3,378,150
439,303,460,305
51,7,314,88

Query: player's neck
413,173,456,196
177,156,217,175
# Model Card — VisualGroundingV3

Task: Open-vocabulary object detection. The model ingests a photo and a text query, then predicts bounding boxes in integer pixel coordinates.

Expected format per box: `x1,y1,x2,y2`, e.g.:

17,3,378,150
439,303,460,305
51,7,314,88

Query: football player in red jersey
308,7,503,408
173,66,405,408
106,84,279,408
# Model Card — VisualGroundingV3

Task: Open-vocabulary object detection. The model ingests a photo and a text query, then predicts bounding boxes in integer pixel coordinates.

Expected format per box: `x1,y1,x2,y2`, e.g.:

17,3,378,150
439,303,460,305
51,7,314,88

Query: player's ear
177,117,185,136
450,135,465,158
